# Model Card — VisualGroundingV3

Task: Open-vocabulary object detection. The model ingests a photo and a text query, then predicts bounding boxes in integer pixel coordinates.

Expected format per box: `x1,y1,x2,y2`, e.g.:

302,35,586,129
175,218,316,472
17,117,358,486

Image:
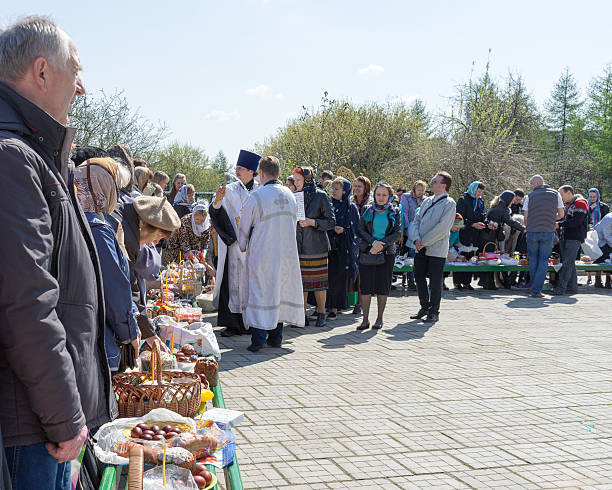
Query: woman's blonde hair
412,180,426,193
490,196,501,208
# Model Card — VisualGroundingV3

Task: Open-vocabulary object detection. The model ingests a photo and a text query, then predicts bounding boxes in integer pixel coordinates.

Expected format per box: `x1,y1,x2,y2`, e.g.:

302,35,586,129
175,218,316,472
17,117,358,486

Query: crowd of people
0,15,611,490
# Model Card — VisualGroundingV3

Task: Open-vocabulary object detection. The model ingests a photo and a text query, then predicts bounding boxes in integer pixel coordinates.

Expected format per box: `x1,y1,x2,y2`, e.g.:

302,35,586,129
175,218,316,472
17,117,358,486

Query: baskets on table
113,343,203,418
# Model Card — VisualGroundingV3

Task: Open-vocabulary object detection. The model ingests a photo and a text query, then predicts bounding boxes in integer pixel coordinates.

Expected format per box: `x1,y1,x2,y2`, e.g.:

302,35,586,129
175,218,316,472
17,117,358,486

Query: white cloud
274,93,285,100
392,95,421,106
262,0,270,4
205,110,241,121
359,64,385,76
245,84,272,97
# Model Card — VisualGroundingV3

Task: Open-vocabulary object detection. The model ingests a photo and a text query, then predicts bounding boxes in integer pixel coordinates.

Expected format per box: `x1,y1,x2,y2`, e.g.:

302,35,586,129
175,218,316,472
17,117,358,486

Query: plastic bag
582,230,603,260
143,465,198,490
93,408,196,465
196,292,215,312
154,316,221,359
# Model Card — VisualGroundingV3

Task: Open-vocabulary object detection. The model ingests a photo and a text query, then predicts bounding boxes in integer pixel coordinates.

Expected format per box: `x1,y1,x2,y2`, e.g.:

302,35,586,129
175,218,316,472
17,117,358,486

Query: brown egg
130,427,143,438
193,475,206,488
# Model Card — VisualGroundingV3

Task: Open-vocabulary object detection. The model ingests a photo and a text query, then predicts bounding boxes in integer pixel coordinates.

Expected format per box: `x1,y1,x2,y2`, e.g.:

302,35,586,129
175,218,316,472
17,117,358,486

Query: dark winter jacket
456,192,487,247
173,202,192,219
589,201,610,225
558,196,589,242
357,205,403,255
86,213,140,371
296,188,336,255
0,81,116,447
111,198,158,339
484,203,526,244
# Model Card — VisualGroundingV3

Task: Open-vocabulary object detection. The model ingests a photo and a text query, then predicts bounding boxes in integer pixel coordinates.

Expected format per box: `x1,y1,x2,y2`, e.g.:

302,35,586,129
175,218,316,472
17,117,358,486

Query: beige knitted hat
133,196,181,232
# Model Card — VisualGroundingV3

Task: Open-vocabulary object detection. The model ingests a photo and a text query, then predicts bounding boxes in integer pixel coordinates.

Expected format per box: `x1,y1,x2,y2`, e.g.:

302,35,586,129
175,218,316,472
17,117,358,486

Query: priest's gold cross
274,196,290,209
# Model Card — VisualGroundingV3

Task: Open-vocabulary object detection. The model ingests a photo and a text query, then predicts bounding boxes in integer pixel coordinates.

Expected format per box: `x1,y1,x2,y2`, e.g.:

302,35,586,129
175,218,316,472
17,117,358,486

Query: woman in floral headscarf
292,166,336,327
162,202,212,265
74,157,141,372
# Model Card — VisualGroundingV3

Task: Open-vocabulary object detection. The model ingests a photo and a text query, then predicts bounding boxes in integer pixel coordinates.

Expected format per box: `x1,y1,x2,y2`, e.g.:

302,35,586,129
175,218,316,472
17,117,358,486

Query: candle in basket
162,442,167,486
170,325,175,357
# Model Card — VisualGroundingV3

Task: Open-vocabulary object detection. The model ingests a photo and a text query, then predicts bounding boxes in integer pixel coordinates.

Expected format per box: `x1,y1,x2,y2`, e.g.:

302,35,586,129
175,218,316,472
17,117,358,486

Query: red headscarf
352,176,372,212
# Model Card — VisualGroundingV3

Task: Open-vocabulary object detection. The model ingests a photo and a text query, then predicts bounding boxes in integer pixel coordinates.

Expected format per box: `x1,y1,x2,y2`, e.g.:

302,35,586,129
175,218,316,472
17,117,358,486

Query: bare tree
69,89,169,160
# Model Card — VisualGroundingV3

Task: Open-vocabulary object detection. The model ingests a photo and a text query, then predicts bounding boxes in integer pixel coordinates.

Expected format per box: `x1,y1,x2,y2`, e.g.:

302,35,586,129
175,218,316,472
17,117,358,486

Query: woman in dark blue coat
326,178,360,320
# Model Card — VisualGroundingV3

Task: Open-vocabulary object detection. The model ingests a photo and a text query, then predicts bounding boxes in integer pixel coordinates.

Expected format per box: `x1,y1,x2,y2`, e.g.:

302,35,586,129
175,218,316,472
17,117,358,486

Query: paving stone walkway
208,284,612,489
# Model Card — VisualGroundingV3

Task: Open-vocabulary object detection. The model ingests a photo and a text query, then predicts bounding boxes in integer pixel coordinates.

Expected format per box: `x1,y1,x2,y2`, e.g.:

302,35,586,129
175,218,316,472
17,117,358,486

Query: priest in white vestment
209,150,261,337
238,156,305,351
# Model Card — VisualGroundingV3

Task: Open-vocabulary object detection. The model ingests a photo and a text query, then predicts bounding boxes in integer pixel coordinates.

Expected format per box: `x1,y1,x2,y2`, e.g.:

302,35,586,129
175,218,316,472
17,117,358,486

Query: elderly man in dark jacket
0,17,115,489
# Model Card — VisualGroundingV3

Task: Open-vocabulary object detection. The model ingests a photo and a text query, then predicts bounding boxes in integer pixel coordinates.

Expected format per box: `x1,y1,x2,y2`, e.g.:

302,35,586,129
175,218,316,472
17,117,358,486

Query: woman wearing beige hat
113,195,181,350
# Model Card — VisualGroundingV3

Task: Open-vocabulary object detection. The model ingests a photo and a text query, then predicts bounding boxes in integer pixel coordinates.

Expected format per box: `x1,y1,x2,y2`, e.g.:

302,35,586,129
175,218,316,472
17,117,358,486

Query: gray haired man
0,16,116,489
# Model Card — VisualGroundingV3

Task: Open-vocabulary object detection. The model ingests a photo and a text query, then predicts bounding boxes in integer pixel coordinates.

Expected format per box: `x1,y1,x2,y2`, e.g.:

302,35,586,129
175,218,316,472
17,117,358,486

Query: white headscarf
191,202,210,237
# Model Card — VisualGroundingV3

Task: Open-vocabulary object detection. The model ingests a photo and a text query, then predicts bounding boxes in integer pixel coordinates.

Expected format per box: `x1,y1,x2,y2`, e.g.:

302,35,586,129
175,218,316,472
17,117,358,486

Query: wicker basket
479,241,501,260
113,343,203,418
179,262,200,297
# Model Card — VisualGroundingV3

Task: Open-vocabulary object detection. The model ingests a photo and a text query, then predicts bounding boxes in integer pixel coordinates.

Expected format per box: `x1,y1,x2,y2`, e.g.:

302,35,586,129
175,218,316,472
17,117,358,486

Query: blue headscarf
467,181,484,215
174,185,192,207
331,178,353,228
330,178,359,282
589,187,602,224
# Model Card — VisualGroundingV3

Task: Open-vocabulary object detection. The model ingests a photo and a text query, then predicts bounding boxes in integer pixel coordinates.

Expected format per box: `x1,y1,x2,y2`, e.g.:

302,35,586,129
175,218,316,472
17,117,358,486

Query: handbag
359,250,385,266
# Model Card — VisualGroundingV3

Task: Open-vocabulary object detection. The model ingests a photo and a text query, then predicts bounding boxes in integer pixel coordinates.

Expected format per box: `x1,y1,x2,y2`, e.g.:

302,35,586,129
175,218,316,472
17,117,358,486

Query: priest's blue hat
236,150,261,173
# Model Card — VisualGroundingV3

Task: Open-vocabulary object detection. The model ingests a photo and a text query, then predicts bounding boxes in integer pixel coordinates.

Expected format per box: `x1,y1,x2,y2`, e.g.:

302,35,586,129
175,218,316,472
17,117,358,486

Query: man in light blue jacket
409,172,457,323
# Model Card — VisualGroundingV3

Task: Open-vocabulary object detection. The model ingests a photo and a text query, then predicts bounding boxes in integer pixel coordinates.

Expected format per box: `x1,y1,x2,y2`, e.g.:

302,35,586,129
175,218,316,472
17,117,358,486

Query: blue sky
2,1,611,165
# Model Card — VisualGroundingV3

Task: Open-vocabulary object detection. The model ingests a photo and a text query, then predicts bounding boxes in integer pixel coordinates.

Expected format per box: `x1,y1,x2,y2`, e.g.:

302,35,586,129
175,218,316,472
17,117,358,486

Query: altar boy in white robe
209,150,261,337
238,156,305,352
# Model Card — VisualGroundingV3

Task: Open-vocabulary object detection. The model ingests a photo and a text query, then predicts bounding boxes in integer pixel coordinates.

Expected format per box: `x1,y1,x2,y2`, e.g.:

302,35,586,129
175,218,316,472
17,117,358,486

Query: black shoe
315,312,327,327
410,308,428,320
356,321,370,330
595,279,605,288
455,284,464,290
327,312,337,321
267,340,282,348
352,304,362,315
550,288,565,296
464,284,475,291
220,328,238,337
307,310,319,318
443,283,449,291
566,288,578,294
246,343,265,352
407,283,417,290
423,313,438,323
372,319,383,330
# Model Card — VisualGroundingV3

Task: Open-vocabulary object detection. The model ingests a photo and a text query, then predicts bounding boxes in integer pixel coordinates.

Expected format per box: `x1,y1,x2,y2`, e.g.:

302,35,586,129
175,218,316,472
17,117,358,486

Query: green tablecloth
394,263,612,273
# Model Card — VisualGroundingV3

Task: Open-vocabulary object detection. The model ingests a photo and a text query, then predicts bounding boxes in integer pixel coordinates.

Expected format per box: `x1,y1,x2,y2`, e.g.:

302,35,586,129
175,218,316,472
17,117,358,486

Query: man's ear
31,57,49,91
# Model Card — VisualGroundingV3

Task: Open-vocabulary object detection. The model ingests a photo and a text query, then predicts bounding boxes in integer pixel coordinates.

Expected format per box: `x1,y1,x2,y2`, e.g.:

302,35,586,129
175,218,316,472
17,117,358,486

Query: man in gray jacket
409,172,456,323
0,17,115,489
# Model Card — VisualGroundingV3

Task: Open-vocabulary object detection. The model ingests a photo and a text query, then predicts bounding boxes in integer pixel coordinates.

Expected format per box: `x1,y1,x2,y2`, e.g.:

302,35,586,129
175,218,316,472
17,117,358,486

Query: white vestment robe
212,180,259,313
238,182,305,329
